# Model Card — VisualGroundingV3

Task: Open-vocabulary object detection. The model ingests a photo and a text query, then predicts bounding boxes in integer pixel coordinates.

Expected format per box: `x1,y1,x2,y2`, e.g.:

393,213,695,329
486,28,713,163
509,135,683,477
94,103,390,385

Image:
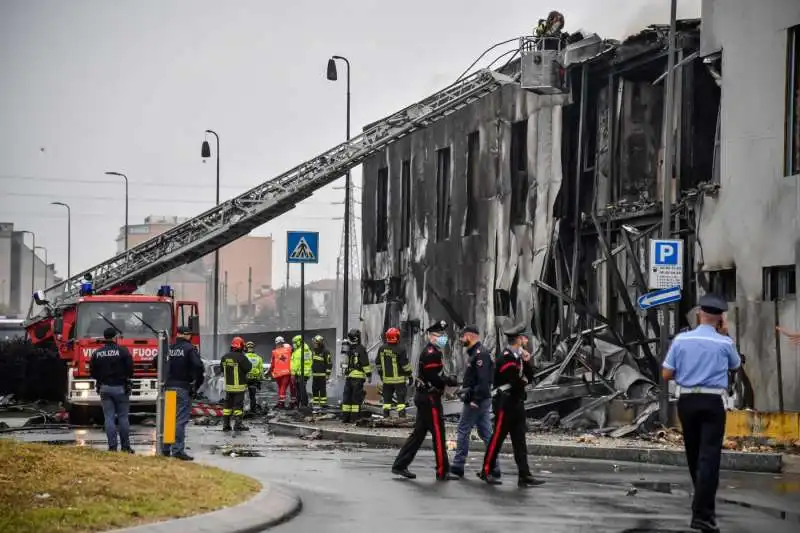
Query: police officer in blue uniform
155,326,205,460
663,293,741,533
89,327,134,453
450,325,501,479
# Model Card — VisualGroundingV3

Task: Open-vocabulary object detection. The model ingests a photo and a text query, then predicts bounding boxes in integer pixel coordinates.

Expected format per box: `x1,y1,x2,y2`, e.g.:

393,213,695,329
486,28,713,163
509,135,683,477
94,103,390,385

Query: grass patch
0,439,261,533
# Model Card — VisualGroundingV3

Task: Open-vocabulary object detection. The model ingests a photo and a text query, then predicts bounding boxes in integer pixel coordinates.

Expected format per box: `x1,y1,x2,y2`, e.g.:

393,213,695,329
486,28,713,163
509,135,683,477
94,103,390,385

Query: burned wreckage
359,19,740,430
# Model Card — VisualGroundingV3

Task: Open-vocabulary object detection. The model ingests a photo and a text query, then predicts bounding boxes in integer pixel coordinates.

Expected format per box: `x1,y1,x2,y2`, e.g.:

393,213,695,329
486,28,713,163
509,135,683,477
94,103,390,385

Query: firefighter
291,335,312,408
271,336,293,409
89,327,134,453
221,336,252,432
375,327,412,418
310,335,332,409
340,329,371,422
156,325,204,460
480,323,543,487
391,320,459,481
244,340,265,414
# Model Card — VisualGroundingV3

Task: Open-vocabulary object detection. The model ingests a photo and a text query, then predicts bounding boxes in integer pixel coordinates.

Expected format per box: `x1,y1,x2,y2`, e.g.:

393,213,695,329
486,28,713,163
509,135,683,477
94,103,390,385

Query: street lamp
18,230,35,296
104,171,129,251
50,201,71,279
327,55,352,338
35,246,48,287
202,130,221,357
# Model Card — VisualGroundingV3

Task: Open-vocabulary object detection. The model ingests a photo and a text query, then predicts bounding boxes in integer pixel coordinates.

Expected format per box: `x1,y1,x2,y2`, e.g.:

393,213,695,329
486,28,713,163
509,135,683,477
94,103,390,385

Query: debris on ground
625,487,638,496
354,416,414,429
300,430,322,441
215,446,264,458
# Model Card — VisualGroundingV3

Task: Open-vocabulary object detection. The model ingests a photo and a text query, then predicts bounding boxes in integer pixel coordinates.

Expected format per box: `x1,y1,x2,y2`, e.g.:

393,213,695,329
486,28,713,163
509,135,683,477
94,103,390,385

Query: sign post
287,231,319,409
155,330,168,453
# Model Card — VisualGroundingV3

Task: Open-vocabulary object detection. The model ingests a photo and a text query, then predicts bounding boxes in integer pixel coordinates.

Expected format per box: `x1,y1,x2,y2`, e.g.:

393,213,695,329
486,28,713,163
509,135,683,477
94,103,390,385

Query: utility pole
202,130,220,357
659,0,678,426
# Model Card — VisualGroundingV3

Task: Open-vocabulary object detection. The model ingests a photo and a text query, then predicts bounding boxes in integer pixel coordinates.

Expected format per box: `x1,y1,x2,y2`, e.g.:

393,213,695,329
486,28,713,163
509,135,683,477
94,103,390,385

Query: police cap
461,325,479,335
426,320,448,334
698,293,728,315
503,323,528,338
177,325,192,335
103,327,118,340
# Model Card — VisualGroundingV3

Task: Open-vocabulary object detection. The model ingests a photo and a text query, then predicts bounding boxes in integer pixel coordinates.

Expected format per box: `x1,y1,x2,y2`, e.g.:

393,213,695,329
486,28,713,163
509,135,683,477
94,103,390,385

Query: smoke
573,0,702,41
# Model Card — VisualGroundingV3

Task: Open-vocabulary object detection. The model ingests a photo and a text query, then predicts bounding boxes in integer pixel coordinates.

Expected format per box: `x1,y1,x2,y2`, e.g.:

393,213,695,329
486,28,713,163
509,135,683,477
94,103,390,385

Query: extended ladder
27,69,513,324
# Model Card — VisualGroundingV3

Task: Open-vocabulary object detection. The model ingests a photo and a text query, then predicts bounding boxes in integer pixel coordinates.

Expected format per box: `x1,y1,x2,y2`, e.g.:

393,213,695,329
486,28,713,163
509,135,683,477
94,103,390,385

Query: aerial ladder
25,68,514,337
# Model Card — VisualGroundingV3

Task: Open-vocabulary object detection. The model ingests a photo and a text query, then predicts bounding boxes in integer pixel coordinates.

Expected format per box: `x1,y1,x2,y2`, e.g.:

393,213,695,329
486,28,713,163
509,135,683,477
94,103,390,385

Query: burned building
359,10,799,412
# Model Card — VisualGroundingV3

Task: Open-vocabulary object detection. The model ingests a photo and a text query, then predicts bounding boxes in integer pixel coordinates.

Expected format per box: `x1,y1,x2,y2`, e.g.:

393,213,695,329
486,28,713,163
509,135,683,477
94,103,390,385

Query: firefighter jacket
291,343,313,377
461,341,493,404
375,343,412,384
494,346,534,403
271,344,292,378
89,341,133,387
344,343,371,380
245,351,264,381
311,348,332,377
157,338,205,390
220,350,252,393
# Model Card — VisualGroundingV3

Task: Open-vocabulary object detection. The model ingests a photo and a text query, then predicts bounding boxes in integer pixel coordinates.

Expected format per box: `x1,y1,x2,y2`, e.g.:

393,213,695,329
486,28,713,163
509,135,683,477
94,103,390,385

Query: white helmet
275,336,285,344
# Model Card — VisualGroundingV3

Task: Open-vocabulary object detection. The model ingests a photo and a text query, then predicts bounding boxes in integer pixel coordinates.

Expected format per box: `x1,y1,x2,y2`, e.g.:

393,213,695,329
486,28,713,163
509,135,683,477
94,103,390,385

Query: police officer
221,337,252,432
376,327,413,418
157,326,204,460
244,341,265,414
310,335,332,409
340,329,371,422
89,327,134,453
391,320,459,481
450,325,500,479
663,293,740,533
480,324,543,487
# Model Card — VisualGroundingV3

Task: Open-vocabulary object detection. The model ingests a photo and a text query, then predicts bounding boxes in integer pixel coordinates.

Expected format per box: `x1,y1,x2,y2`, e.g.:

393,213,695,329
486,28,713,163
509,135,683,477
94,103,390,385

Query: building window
708,268,736,302
763,265,796,301
510,120,528,225
376,167,389,252
464,131,480,236
787,25,800,176
436,147,451,241
401,160,411,249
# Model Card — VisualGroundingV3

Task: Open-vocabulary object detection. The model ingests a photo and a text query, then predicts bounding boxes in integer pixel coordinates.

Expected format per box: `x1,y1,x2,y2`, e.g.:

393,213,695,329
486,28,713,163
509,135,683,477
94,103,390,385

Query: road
2,420,799,532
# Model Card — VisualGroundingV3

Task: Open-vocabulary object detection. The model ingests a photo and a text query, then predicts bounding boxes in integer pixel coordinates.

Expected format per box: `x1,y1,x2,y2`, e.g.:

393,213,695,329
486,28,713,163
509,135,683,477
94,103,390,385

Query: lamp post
202,130,221,357
104,171,129,251
35,246,48,287
327,55,352,339
18,230,35,296
50,201,71,279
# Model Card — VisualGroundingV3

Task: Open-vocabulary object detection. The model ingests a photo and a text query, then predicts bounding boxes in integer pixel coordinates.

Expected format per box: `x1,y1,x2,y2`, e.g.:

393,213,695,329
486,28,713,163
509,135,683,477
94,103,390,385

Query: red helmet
385,327,400,344
231,336,245,350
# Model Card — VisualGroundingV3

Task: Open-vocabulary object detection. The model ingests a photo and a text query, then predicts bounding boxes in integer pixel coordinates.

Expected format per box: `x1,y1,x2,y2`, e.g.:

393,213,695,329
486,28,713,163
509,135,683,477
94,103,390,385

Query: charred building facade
359,9,800,411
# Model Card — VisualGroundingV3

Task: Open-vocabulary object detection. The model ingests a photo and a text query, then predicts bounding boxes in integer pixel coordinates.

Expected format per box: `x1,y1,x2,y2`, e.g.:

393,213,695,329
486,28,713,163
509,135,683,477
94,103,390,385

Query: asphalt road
2,421,799,533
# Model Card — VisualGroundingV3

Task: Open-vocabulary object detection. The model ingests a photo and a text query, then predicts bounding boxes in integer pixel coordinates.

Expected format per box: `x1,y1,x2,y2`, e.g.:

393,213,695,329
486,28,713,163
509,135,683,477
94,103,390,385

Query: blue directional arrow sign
637,286,682,310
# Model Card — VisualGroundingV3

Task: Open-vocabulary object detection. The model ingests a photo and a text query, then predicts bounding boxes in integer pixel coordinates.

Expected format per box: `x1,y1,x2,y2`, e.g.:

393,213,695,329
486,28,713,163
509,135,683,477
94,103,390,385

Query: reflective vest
271,345,292,378
245,351,264,381
291,343,313,377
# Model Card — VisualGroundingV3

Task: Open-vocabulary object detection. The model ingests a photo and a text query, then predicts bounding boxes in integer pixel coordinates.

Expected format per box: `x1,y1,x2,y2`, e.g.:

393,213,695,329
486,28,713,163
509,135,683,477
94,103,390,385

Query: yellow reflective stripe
391,358,399,379
362,364,372,373
402,364,413,373
383,404,392,409
396,404,406,411
384,377,405,384
222,408,232,415
348,370,365,379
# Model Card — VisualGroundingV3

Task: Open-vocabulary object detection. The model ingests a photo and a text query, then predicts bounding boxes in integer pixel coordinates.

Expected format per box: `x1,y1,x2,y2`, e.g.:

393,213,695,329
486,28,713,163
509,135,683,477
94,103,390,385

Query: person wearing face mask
480,323,544,488
450,325,501,479
391,320,459,481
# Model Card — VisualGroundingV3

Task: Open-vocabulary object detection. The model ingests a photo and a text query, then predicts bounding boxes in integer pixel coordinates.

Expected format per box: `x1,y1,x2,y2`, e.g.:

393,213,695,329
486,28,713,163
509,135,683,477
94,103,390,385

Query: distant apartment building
0,222,59,317
116,215,273,328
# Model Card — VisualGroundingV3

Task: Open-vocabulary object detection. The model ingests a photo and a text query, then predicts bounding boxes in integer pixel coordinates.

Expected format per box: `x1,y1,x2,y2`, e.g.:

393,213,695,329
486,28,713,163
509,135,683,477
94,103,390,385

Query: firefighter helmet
312,334,324,346
347,329,361,343
231,336,245,350
245,341,255,351
385,327,400,344
292,334,302,346
275,336,285,344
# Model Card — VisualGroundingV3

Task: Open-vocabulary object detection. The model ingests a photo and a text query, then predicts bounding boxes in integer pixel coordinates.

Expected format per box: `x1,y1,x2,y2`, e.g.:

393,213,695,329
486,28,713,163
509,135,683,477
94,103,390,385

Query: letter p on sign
654,241,678,265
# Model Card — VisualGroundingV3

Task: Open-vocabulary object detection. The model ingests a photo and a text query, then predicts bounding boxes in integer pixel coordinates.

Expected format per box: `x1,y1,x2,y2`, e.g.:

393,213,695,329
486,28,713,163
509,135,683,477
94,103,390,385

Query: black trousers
392,393,449,477
223,391,245,426
312,375,328,406
382,382,408,413
678,393,726,521
482,398,530,478
247,380,260,410
295,376,309,407
341,377,365,415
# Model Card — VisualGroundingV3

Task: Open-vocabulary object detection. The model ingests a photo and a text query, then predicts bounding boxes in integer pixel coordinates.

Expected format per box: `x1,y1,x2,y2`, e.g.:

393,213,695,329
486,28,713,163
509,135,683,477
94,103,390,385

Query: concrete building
699,0,800,410
115,215,274,329
0,222,58,317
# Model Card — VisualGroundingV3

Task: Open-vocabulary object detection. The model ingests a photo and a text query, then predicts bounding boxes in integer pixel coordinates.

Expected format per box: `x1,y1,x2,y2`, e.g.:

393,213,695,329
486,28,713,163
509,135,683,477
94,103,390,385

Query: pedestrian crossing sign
286,231,319,264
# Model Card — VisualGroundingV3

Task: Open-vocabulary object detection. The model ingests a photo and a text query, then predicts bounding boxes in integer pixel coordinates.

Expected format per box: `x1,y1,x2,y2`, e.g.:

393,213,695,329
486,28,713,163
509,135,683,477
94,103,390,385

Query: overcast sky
0,0,700,288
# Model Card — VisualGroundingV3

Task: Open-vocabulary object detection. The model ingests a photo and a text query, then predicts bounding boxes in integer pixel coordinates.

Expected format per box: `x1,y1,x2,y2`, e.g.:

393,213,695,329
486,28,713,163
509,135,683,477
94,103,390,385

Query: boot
341,413,351,423
172,452,194,461
518,473,545,487
274,401,285,410
398,410,407,418
478,471,503,485
391,467,416,479
436,472,460,481
690,516,720,533
233,418,249,431
383,408,390,418
222,415,232,432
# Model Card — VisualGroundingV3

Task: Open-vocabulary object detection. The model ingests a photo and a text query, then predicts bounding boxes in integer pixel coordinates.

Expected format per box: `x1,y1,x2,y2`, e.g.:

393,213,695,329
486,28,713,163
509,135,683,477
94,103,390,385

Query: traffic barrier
191,401,223,417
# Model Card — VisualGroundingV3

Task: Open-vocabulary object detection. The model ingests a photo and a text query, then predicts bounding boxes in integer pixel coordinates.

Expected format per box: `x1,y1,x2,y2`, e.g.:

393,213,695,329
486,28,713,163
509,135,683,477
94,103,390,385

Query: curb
107,481,302,533
269,421,783,474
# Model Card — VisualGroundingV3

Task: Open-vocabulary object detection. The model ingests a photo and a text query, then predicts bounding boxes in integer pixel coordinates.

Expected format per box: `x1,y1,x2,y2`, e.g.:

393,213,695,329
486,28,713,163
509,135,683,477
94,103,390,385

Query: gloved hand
407,376,414,386
124,380,133,396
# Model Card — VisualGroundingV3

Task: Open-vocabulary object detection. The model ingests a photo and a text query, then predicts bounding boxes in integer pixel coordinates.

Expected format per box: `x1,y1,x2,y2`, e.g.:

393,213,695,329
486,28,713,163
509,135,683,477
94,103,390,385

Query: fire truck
22,67,511,420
